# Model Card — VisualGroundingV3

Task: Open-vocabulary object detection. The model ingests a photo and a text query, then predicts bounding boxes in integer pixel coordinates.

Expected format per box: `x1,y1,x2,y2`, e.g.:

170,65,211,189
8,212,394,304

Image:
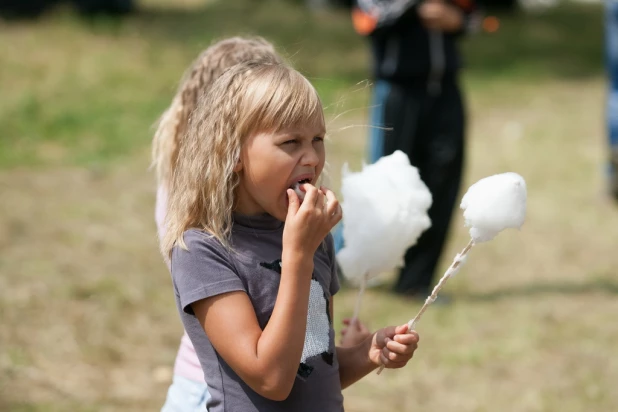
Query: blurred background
1,0,617,411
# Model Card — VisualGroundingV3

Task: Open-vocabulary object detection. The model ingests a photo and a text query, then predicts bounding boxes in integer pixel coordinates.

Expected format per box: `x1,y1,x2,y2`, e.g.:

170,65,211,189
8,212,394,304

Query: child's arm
192,275,310,400
190,186,341,401
331,298,420,388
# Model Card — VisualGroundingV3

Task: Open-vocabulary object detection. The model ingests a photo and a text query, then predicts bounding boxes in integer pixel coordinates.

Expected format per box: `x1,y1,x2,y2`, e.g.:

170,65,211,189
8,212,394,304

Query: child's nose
301,147,320,167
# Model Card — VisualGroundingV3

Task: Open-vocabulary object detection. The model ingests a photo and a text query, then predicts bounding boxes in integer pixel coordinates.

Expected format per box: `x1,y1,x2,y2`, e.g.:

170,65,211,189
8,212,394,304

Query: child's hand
340,318,372,348
283,184,342,257
369,324,419,369
417,0,464,32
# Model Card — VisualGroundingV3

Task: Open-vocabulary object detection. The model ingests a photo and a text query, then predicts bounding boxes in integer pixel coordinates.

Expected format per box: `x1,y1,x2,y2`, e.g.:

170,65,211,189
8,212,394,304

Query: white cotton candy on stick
414,172,526,316
461,172,527,243
377,172,527,375
418,172,526,289
336,151,432,321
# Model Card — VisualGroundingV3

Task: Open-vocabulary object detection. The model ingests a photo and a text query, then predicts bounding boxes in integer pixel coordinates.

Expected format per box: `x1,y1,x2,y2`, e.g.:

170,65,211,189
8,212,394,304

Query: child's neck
233,202,267,217
234,185,269,216
232,210,283,231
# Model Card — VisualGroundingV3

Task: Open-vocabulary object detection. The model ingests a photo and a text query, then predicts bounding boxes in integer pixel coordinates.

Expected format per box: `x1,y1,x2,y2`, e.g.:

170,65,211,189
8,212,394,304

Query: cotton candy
378,171,528,376
460,172,527,243
292,183,305,201
336,151,432,281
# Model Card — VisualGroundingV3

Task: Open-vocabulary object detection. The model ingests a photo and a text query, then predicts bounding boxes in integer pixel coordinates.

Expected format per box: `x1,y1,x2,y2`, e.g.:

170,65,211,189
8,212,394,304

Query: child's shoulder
171,229,239,282
172,229,246,313
174,229,229,262
182,228,219,245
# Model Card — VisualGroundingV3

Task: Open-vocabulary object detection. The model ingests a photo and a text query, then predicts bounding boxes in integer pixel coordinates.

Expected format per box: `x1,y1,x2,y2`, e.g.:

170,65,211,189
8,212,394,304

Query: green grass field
2,0,617,411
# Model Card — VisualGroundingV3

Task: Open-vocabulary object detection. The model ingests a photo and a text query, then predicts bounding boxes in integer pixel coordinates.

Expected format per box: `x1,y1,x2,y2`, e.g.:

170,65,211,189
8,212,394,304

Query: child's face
235,122,326,221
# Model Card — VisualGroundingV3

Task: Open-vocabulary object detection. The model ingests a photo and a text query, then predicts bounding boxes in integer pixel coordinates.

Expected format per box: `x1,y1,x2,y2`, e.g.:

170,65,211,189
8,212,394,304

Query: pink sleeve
155,185,167,242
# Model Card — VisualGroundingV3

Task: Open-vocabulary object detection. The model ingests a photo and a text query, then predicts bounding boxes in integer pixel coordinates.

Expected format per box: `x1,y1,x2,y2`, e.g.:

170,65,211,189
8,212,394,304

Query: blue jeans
607,0,618,196
161,375,210,412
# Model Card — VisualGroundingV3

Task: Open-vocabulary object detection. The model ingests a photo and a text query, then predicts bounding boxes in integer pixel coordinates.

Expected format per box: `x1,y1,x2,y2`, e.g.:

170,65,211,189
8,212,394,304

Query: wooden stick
376,240,475,375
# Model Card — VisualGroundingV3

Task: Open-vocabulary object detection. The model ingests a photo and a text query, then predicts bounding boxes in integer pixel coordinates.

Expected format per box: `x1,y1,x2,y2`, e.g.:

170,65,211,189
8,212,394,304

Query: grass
462,3,604,80
0,0,604,168
1,0,617,411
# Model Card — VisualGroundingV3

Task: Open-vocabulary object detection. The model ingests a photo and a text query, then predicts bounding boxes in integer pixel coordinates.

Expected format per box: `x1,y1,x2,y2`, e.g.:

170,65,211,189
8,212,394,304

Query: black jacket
360,0,481,83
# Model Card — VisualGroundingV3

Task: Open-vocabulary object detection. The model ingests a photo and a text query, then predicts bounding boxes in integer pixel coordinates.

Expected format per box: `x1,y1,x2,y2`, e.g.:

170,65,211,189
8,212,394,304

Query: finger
380,352,407,369
385,337,408,353
321,186,336,203
376,326,397,344
286,189,300,217
342,318,351,326
395,324,410,335
385,338,417,355
322,188,340,215
382,346,411,363
300,184,318,209
383,352,412,365
393,330,419,345
315,187,326,208
331,204,342,225
328,202,342,227
320,185,337,200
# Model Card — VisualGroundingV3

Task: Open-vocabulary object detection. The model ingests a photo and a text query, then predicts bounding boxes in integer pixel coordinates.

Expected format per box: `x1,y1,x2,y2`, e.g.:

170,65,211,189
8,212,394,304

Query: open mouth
290,178,312,201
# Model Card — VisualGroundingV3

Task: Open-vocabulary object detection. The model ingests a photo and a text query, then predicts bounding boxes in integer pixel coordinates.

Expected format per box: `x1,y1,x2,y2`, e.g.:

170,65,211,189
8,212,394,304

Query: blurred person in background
71,0,134,15
0,0,55,18
607,0,618,201
0,0,134,19
348,0,482,299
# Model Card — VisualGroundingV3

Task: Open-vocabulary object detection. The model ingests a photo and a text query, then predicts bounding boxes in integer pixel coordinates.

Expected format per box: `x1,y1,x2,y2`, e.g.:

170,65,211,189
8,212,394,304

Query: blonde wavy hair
163,61,325,258
151,36,282,188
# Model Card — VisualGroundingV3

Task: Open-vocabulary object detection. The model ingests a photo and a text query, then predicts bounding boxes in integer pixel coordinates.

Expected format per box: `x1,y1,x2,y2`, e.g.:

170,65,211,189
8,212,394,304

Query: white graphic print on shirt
259,259,334,378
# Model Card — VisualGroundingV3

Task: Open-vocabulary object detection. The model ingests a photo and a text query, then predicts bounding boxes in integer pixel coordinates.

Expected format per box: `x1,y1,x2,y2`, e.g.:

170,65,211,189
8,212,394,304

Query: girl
152,37,282,411
163,60,420,411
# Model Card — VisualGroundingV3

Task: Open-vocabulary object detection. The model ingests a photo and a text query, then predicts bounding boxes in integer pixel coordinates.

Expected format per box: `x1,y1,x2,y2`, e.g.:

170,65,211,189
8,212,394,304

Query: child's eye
282,139,298,145
313,136,324,143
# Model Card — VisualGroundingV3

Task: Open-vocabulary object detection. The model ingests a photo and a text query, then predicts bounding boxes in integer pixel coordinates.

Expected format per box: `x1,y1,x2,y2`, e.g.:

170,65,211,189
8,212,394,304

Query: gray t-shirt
170,213,343,412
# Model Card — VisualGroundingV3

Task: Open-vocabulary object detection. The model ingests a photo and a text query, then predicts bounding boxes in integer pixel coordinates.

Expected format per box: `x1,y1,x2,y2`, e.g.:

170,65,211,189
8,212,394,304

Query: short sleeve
324,233,340,297
171,229,245,315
